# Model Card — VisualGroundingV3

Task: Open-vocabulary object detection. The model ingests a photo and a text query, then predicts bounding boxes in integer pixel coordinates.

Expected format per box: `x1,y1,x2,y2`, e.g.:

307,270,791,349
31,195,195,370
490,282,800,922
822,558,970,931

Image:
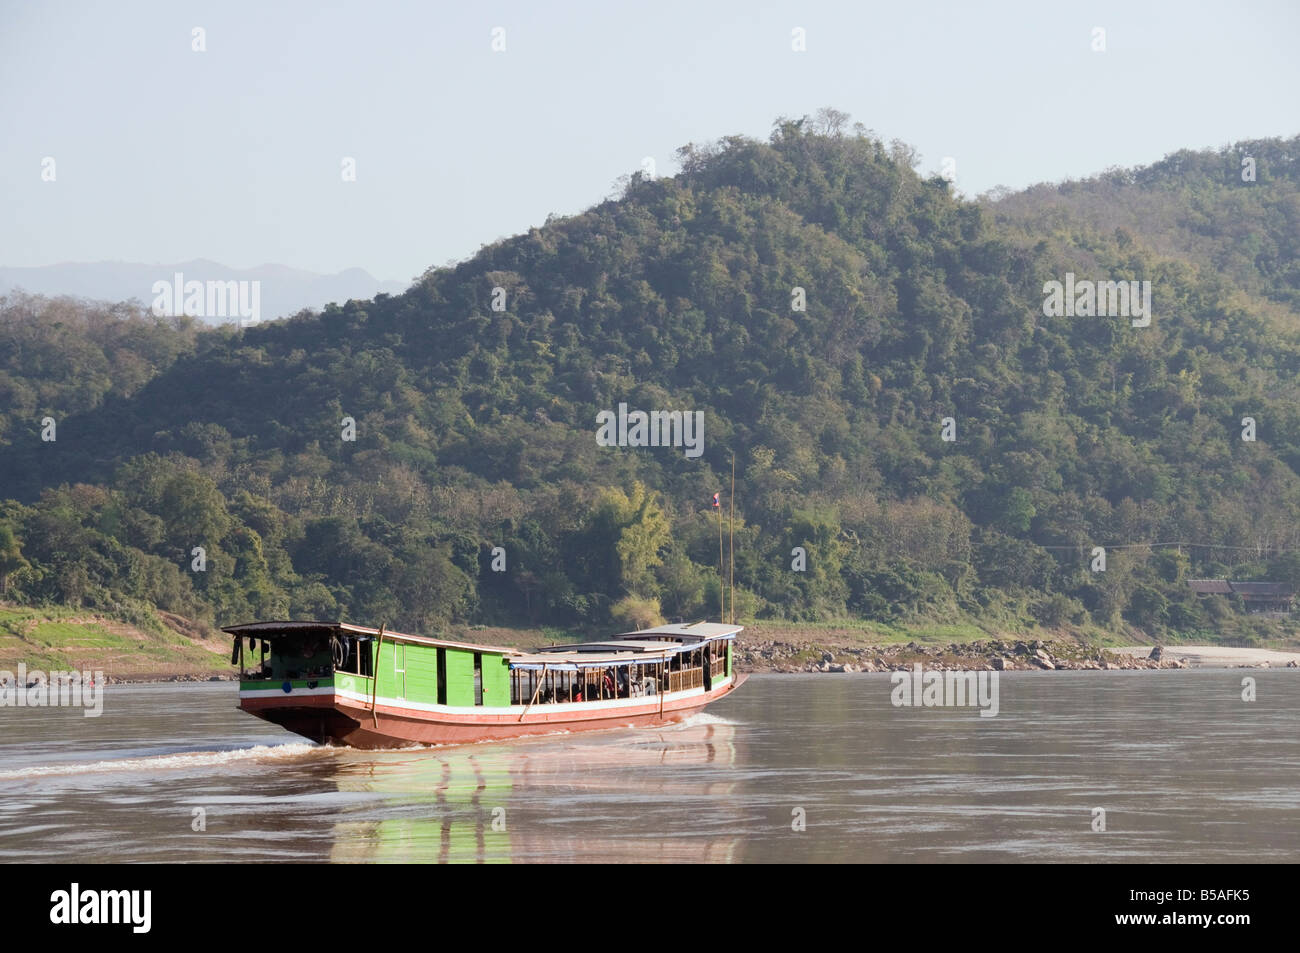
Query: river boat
225,620,745,748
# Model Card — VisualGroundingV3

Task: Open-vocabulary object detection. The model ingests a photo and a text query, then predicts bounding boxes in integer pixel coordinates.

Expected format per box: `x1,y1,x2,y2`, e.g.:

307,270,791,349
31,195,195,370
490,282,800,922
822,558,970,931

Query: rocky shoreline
734,639,1299,674
96,672,236,685
77,640,1300,682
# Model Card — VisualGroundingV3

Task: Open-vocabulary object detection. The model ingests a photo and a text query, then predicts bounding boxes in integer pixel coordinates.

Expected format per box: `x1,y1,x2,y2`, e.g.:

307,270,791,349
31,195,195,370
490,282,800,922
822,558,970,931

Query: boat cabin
507,623,737,704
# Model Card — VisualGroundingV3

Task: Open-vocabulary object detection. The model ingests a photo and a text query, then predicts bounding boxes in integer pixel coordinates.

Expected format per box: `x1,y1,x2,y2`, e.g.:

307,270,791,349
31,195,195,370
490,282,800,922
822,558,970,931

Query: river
1,671,1296,862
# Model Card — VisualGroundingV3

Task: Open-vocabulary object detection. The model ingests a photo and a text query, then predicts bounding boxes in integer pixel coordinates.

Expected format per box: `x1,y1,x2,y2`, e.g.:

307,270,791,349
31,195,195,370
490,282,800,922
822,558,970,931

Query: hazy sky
2,0,1297,284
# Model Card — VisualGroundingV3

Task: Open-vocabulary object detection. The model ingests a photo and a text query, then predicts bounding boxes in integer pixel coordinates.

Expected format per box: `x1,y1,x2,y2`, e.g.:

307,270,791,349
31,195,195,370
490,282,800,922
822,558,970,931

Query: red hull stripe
239,675,745,748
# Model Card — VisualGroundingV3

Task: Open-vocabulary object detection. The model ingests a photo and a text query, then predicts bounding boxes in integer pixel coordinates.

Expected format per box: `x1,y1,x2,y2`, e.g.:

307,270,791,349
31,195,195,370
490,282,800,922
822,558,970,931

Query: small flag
711,492,720,508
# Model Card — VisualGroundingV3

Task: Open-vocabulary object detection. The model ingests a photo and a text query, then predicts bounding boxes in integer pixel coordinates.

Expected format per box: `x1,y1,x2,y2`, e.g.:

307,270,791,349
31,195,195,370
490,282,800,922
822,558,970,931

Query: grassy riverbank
4,603,1299,680
0,604,229,679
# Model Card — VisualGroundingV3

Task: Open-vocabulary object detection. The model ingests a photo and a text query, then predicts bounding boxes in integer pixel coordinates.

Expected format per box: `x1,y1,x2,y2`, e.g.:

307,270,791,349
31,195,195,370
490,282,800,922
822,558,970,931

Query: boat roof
617,622,744,640
219,620,517,655
534,639,697,654
220,619,743,664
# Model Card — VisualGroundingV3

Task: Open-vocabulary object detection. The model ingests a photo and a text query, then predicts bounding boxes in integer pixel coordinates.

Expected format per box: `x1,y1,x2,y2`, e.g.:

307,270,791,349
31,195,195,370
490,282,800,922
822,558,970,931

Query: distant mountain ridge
0,259,409,325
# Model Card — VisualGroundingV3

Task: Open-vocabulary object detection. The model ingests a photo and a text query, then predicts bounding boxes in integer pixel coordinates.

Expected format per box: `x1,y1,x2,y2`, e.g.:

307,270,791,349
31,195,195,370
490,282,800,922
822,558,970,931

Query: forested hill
988,136,1300,311
3,116,1300,642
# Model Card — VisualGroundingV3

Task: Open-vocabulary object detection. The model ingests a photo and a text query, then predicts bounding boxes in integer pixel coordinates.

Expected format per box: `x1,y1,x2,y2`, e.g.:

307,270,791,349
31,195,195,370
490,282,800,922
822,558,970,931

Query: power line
1034,541,1300,553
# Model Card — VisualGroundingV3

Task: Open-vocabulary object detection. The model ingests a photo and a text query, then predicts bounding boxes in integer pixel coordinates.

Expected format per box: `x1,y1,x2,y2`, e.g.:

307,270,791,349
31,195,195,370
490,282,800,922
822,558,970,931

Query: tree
812,107,850,137
0,524,26,594
158,472,230,554
588,482,671,599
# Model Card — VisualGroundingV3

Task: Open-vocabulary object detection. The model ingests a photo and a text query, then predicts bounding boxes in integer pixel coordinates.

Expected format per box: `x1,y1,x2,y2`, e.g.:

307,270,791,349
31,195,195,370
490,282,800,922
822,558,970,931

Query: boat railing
667,669,704,693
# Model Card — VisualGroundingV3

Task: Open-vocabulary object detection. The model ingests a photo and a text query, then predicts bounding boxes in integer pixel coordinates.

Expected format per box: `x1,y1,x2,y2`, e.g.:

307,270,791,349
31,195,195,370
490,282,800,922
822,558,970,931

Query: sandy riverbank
1108,645,1300,668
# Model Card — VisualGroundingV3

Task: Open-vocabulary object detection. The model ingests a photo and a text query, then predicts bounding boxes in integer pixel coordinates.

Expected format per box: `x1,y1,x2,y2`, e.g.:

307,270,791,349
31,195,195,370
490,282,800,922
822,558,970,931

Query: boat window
330,636,367,678
507,648,721,705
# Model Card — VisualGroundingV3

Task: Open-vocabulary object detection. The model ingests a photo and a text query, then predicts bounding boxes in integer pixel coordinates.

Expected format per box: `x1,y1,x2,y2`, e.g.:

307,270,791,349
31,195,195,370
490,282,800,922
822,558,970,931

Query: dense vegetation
3,114,1300,643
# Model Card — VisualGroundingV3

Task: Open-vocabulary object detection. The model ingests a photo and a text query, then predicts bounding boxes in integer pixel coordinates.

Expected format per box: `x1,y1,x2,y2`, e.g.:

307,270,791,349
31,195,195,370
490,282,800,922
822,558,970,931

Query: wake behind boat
225,620,745,748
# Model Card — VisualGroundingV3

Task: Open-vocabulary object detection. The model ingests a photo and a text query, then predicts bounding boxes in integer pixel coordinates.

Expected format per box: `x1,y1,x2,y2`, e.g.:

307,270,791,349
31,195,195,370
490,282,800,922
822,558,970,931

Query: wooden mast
730,453,736,625
370,623,386,727
717,491,725,622
519,664,548,722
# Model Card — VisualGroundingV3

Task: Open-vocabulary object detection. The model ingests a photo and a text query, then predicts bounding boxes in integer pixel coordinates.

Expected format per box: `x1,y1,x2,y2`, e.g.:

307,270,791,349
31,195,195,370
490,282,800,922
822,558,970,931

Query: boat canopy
509,626,739,671
508,651,674,672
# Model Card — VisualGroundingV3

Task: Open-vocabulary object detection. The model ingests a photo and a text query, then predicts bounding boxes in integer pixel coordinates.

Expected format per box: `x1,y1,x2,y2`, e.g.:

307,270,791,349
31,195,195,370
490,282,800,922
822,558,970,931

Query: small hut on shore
1187,579,1294,614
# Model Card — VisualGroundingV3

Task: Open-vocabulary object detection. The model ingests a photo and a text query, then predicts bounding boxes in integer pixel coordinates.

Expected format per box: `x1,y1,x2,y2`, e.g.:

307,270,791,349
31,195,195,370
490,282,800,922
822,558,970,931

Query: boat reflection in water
328,716,741,863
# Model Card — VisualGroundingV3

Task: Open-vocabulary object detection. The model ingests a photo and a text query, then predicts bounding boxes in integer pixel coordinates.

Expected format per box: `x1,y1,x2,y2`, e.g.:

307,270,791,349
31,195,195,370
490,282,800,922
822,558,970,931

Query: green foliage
609,595,665,630
596,482,671,597
3,118,1300,639
1032,591,1086,628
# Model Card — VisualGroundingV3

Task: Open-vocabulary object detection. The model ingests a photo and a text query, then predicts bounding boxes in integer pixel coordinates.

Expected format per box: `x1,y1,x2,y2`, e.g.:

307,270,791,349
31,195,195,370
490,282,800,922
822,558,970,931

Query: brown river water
0,671,1296,862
